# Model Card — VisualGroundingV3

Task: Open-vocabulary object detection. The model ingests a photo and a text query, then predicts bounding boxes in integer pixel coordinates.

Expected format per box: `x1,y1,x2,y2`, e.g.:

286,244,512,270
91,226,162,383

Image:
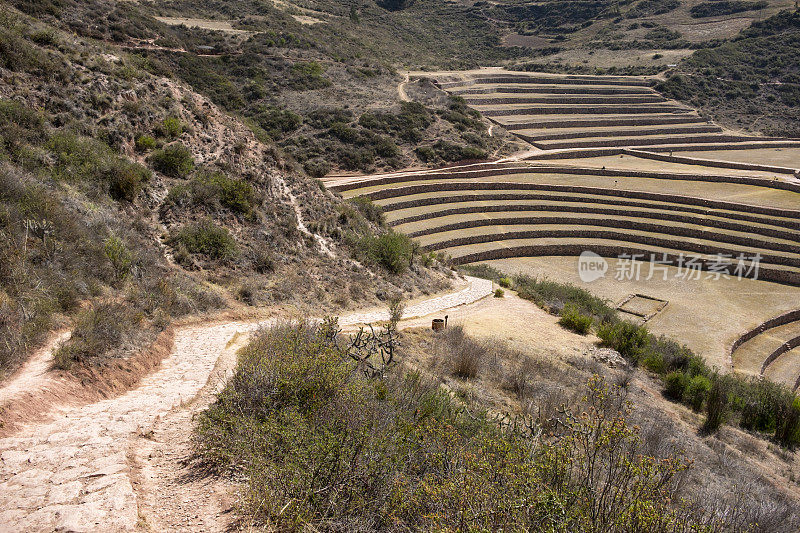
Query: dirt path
0,330,71,409
397,72,410,102
0,277,491,532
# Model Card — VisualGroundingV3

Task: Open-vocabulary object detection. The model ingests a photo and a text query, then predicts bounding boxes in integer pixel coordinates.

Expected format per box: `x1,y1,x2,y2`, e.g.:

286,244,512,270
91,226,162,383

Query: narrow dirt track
0,277,492,532
397,71,410,102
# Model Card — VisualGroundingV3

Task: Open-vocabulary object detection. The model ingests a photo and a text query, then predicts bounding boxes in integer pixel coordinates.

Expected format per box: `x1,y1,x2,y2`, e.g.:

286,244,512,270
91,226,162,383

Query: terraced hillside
431,70,800,154
325,139,800,382
731,309,800,389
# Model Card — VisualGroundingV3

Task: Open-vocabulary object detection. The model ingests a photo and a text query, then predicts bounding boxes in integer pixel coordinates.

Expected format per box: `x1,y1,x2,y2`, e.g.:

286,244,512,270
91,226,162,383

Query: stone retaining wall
482,105,682,116
391,204,799,241
421,229,800,269
502,116,703,130
332,164,800,194
524,125,722,142
729,309,800,362
470,75,652,87
454,86,654,96
534,134,768,150
761,335,800,375
447,244,800,286
405,216,800,255
523,148,628,159
625,149,799,175
465,95,665,105
364,182,800,221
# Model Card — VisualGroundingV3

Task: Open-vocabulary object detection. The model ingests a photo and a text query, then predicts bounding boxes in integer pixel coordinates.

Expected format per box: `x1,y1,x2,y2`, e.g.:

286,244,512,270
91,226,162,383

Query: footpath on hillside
0,276,492,532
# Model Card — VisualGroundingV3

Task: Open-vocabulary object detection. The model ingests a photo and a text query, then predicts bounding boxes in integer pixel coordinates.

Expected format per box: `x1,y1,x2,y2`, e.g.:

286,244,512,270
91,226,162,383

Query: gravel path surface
0,276,491,532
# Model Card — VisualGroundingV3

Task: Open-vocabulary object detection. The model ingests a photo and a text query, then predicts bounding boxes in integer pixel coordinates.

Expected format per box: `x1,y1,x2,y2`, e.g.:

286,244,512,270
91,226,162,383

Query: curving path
0,276,491,532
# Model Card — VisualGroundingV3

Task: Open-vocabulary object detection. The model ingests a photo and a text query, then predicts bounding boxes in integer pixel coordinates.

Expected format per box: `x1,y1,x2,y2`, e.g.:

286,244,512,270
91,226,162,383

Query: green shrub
134,134,156,152
513,274,616,322
287,61,331,90
249,105,302,139
459,264,505,284
45,132,150,200
104,235,133,281
207,173,256,215
415,140,487,164
106,160,150,201
29,29,57,46
53,303,133,370
558,303,592,335
196,326,702,530
738,378,788,432
664,371,688,401
498,277,512,288
0,99,45,144
374,136,399,158
640,349,666,375
166,172,257,216
685,375,712,412
349,196,385,226
148,143,194,178
158,116,183,138
303,159,330,178
493,288,504,298
775,396,800,448
362,231,413,274
704,375,730,432
169,219,237,260
597,321,649,361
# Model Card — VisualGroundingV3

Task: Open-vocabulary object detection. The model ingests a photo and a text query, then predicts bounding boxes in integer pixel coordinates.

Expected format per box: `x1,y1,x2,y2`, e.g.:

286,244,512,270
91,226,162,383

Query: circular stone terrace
324,70,800,388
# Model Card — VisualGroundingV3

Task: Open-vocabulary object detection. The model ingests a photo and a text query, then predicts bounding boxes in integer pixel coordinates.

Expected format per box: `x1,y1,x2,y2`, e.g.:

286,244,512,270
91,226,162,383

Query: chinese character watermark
576,251,762,283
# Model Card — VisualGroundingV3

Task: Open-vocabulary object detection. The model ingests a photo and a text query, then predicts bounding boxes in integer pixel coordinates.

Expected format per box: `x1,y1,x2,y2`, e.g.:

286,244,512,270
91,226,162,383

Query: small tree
775,395,800,448
703,374,730,432
685,375,711,412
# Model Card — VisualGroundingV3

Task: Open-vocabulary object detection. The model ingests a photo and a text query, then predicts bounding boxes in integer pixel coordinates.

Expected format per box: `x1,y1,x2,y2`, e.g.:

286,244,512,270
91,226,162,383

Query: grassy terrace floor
345,173,800,210
395,213,800,253
486,256,800,376
549,154,796,178
678,148,800,168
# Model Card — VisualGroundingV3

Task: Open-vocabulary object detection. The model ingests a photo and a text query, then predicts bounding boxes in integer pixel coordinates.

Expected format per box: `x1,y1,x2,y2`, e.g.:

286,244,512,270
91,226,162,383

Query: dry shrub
196,324,712,531
436,324,487,379
503,366,529,399
53,302,136,369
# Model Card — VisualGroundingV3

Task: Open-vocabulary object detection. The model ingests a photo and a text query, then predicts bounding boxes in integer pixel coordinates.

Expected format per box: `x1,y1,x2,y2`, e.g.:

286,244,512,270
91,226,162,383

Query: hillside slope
658,10,800,137
0,4,452,379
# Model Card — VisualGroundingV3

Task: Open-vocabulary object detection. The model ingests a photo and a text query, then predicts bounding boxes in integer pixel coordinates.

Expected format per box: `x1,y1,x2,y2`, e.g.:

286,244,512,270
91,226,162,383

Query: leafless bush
387,295,404,329
437,325,487,379
346,323,398,378
503,366,529,399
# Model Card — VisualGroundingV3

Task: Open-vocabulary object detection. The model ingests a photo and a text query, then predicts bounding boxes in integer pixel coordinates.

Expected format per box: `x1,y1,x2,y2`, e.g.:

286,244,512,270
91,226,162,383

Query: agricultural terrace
325,71,800,387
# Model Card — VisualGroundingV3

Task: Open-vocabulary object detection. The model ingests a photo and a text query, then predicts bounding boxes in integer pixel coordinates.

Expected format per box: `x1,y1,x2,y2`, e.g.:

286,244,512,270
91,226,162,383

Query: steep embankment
0,4,453,388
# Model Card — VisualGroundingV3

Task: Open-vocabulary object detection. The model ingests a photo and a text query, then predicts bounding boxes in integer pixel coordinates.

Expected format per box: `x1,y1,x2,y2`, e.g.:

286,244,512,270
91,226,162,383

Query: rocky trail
0,277,492,532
